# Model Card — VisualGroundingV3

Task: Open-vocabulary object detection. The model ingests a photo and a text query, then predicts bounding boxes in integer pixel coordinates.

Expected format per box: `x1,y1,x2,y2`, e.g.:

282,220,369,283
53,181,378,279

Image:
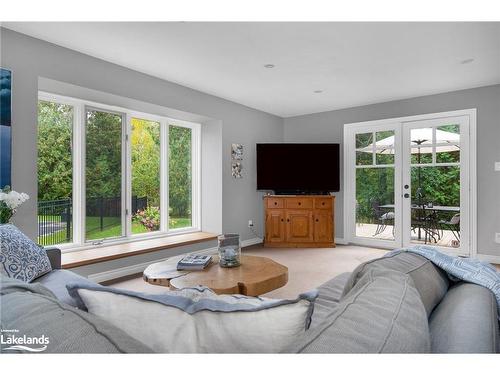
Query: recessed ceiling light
460,58,475,65
264,64,275,69
313,90,323,94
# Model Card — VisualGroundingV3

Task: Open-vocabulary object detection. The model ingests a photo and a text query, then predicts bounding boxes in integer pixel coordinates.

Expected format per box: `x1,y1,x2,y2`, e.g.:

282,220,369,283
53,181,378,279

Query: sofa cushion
68,282,318,353
33,269,98,310
0,275,152,353
310,272,350,329
1,273,57,298
285,269,430,353
0,224,52,282
429,282,499,353
342,251,449,316
44,248,61,269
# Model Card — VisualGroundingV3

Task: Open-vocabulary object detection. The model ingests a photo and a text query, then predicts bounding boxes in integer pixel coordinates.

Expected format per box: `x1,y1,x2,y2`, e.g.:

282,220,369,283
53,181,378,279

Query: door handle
404,193,410,198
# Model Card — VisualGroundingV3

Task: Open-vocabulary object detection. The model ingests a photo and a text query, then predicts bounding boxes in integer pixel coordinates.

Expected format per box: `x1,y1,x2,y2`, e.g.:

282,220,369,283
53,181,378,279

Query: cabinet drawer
266,197,284,208
285,198,313,209
315,197,332,209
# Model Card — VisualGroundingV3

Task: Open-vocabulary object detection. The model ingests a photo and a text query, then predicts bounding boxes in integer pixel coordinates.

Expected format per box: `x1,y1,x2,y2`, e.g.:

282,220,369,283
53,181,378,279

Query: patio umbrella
360,128,460,155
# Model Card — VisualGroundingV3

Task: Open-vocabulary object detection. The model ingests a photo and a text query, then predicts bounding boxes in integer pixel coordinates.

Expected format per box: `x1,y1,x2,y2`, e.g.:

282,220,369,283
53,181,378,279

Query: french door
345,110,475,256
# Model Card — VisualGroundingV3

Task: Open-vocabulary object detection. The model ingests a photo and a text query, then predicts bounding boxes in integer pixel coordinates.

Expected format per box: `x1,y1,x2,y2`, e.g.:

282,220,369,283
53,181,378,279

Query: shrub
133,206,160,231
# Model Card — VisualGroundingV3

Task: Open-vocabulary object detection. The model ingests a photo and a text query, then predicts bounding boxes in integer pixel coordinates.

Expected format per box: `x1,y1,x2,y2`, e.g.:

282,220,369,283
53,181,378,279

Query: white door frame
343,109,477,257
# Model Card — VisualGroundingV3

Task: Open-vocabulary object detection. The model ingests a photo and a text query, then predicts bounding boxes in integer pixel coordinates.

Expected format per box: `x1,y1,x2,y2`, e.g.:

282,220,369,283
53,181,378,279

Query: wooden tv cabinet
263,195,335,248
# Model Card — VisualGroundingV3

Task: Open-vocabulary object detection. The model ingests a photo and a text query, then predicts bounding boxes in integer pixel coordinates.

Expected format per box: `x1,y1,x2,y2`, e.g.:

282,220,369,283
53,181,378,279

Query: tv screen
257,143,340,193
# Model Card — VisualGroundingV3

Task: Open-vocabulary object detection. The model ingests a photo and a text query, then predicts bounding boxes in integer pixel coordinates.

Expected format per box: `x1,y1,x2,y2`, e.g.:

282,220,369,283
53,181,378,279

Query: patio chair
371,200,395,236
439,213,460,242
411,205,439,244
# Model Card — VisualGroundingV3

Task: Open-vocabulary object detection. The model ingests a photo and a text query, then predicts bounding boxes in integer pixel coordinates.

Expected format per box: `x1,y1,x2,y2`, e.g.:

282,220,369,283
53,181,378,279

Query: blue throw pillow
0,224,52,282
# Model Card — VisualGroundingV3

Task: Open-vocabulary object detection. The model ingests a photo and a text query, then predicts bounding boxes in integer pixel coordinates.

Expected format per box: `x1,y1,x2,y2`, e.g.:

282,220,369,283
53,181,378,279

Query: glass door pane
85,109,124,241
131,118,161,234
355,130,396,242
407,122,462,249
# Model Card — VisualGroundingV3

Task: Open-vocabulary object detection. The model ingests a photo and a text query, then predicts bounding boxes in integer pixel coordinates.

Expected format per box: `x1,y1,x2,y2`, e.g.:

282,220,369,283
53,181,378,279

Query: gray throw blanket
389,245,500,320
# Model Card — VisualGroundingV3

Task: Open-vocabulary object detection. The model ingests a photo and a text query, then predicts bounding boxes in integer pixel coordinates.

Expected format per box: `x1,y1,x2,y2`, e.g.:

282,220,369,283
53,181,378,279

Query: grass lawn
37,215,192,245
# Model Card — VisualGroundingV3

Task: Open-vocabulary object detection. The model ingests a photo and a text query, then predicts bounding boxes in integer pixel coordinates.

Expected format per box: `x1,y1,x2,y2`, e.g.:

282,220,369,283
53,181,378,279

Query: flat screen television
256,143,340,194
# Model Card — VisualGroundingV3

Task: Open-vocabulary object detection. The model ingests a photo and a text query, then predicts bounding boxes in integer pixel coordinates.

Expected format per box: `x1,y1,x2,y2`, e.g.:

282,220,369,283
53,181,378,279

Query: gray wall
0,28,283,246
284,84,500,257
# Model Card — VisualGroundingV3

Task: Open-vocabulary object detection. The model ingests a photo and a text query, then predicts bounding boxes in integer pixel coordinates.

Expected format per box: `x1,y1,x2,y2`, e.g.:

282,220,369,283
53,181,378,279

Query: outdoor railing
38,199,72,246
37,196,148,246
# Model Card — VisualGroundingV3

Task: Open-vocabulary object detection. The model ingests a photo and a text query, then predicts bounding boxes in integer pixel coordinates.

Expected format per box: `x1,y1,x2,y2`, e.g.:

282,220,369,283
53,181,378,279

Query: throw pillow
67,282,318,353
0,224,52,282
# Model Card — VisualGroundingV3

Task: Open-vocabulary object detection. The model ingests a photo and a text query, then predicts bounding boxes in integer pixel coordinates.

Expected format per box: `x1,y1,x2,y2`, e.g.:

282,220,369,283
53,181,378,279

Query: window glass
85,109,123,241
37,100,73,246
131,118,161,234
169,125,192,229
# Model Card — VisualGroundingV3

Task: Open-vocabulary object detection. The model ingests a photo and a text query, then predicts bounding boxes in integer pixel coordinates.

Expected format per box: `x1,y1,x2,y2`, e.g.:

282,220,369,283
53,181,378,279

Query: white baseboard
335,237,348,245
242,237,263,247
477,254,500,265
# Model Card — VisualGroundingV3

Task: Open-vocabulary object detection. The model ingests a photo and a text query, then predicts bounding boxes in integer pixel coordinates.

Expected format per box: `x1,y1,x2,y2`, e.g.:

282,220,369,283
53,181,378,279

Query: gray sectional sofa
296,251,499,353
1,248,499,353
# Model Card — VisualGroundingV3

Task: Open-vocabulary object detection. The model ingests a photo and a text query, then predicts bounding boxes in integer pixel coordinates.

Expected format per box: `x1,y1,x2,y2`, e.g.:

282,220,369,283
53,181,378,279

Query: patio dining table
377,204,459,241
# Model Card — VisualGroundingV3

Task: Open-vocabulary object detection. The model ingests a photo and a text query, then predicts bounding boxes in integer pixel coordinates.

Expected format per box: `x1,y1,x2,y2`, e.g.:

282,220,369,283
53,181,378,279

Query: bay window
37,92,201,249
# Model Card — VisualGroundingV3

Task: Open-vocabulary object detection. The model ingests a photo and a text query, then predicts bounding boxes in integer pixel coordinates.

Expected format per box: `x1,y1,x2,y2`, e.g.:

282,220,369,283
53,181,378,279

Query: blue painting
0,68,12,189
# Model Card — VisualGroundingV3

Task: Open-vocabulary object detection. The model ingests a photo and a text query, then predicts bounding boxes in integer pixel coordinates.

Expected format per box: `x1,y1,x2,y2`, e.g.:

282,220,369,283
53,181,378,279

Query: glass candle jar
217,233,241,268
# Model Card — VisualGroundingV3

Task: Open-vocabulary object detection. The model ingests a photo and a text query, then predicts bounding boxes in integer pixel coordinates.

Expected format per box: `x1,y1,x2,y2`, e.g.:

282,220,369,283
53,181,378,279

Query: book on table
177,254,213,270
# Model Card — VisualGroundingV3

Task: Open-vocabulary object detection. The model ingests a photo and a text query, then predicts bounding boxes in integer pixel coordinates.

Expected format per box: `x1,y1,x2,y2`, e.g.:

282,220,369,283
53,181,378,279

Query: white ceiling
4,22,500,117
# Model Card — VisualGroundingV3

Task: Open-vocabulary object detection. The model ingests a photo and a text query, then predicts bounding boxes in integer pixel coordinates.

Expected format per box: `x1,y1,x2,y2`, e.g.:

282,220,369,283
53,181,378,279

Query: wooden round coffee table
143,255,288,296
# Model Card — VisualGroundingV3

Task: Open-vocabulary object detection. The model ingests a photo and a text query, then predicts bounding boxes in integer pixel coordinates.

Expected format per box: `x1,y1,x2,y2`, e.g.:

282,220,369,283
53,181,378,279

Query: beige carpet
108,244,388,299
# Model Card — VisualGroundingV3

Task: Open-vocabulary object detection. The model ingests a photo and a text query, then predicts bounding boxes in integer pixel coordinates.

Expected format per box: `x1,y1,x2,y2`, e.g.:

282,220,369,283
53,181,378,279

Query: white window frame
38,92,202,252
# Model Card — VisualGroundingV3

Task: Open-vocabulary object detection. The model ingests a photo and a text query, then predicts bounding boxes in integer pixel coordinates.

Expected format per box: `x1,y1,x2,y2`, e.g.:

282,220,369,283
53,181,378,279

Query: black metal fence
38,199,72,246
37,196,148,246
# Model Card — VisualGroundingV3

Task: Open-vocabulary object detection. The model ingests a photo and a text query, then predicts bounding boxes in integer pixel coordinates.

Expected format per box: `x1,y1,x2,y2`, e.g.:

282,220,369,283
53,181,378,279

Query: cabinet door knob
280,218,283,222
274,202,277,205
298,202,301,205
287,219,290,222
315,219,319,222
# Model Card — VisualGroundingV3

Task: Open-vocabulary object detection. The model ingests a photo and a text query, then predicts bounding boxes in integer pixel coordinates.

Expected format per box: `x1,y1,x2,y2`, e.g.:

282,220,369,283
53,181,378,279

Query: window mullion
160,120,169,233
432,127,437,164
125,113,132,237
73,103,85,246
193,124,201,230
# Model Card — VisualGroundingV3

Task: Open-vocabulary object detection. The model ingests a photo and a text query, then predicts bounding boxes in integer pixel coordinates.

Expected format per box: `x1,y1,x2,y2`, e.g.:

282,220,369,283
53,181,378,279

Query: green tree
85,110,122,199
169,125,191,218
37,101,73,201
131,118,160,207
